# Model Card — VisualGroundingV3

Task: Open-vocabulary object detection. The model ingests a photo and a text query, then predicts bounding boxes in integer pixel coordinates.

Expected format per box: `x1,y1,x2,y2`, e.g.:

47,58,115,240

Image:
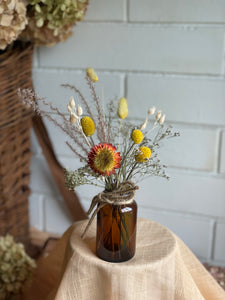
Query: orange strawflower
88,143,121,176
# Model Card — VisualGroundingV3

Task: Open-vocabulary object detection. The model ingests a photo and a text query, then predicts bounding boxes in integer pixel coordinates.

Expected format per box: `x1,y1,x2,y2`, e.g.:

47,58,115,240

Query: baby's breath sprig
65,166,105,190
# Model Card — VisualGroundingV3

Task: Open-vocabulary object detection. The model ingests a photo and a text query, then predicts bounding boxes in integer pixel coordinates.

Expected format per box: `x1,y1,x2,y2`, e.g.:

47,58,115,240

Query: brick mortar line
166,165,221,176
124,74,128,98
138,204,225,222
221,33,225,75
33,66,225,80
209,221,216,260
82,20,225,29
216,130,223,173
125,0,129,22
120,73,126,97
31,151,225,182
30,191,225,223
36,110,225,129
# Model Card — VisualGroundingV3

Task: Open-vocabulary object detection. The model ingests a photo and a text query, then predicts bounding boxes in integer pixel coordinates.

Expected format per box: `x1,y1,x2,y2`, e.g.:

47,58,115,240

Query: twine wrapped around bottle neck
81,181,139,239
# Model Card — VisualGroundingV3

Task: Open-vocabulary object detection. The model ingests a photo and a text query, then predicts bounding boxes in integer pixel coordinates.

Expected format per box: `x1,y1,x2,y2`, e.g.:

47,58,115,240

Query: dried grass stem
86,76,107,142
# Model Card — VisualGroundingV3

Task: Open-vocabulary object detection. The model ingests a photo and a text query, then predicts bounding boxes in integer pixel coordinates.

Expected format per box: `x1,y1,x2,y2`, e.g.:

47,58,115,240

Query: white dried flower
159,114,165,125
155,110,162,121
148,106,156,115
70,112,77,124
69,97,75,109
67,104,72,113
139,118,148,130
77,105,83,116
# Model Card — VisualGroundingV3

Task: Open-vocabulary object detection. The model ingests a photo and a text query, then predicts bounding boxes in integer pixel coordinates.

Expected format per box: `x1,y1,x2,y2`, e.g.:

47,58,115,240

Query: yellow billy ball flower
81,116,95,137
131,129,143,144
86,68,98,82
117,97,128,119
135,146,151,163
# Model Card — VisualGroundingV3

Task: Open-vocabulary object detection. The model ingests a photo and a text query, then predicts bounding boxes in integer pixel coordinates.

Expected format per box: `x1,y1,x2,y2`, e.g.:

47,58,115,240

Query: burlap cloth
22,218,225,300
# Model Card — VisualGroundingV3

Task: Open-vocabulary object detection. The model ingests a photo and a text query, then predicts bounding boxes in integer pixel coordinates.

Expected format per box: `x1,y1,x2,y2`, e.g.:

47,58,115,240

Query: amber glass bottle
96,201,137,262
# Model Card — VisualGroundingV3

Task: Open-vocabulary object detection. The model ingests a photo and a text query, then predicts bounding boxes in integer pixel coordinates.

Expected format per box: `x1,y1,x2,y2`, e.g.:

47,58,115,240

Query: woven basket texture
0,42,33,246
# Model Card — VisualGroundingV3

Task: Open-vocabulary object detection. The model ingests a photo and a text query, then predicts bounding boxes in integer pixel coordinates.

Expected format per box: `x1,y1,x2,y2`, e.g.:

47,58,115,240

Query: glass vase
96,201,137,262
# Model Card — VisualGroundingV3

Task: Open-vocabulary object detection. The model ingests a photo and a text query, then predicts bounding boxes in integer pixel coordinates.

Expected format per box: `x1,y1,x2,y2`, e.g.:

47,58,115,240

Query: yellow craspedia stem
81,116,95,137
135,146,151,163
86,68,98,82
117,97,128,119
131,129,143,144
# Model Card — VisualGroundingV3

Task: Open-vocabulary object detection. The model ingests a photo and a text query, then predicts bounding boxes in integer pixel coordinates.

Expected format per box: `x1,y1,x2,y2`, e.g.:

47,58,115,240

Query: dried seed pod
77,105,83,116
135,146,151,163
67,104,72,113
139,118,148,130
148,106,156,115
117,97,128,119
69,97,75,109
86,68,98,82
81,116,95,136
155,110,162,121
131,129,143,144
159,114,166,125
70,112,77,124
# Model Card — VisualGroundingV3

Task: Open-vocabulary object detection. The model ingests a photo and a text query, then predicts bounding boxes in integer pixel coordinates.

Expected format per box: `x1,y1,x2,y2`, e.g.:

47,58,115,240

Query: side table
51,219,225,300
22,218,225,300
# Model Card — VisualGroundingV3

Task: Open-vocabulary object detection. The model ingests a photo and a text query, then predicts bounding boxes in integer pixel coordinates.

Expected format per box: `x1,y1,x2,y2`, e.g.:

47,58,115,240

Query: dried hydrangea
23,0,89,46
0,235,36,299
0,0,27,50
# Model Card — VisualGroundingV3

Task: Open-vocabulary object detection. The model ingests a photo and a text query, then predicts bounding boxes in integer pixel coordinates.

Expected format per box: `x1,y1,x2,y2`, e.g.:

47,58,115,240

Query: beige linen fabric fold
22,218,225,300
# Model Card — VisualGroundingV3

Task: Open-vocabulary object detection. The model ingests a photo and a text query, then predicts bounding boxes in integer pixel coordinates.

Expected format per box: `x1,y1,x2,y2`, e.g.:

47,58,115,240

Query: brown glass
96,201,137,262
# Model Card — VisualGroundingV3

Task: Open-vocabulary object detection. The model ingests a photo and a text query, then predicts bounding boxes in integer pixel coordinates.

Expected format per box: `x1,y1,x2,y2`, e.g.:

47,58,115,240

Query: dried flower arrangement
0,235,36,299
18,68,179,237
0,0,89,50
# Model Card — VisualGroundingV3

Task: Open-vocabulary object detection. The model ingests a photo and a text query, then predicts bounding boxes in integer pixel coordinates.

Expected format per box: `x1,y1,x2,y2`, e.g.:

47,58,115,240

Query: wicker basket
0,42,33,247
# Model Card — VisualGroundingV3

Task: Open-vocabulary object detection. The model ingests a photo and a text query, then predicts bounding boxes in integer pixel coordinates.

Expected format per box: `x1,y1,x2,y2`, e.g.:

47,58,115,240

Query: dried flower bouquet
18,68,179,247
18,68,179,193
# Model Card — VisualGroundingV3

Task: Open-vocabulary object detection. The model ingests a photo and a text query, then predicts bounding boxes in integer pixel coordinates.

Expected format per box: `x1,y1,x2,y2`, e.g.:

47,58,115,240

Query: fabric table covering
22,218,225,300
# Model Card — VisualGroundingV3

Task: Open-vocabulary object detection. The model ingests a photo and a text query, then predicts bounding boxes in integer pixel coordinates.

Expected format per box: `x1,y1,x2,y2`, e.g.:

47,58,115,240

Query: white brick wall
39,24,224,74
220,131,225,174
30,0,225,265
129,0,225,23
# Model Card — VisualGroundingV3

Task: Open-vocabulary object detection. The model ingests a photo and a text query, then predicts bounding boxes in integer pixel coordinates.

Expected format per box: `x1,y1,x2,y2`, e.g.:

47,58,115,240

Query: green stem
117,143,136,187
100,83,106,124
77,119,92,148
126,162,138,181
90,136,95,147
144,121,158,139
118,119,122,152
